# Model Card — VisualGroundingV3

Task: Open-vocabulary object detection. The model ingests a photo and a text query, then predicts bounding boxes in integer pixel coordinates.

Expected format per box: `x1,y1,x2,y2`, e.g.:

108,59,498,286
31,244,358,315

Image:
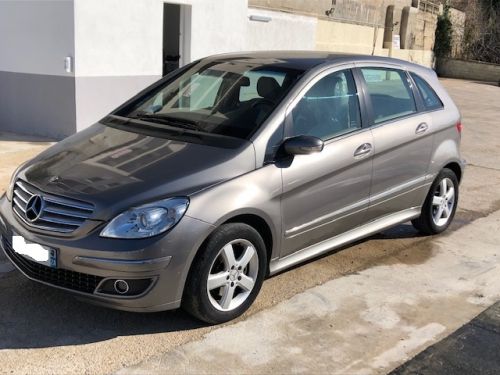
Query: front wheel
412,168,459,235
182,223,267,324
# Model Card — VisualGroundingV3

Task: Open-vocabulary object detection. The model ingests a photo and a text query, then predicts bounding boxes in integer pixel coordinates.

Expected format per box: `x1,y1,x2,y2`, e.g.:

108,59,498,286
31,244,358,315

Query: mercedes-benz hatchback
0,52,464,323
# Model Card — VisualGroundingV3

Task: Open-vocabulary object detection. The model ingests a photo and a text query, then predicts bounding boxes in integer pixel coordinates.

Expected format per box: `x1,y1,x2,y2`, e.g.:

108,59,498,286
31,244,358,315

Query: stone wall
250,0,439,52
413,8,438,50
315,19,435,67
249,0,412,26
436,58,500,83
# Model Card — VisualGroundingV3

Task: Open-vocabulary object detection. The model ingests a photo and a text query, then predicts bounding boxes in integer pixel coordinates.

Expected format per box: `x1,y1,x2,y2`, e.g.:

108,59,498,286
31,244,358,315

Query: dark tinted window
291,69,361,140
361,68,416,124
411,73,443,110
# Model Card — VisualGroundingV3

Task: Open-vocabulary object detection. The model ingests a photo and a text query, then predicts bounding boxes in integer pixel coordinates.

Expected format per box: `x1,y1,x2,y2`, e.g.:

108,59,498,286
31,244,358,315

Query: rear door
280,66,373,257
354,65,433,221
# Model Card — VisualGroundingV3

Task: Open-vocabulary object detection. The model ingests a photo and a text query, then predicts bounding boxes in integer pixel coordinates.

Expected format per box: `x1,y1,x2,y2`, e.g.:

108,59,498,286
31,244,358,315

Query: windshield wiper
132,113,201,131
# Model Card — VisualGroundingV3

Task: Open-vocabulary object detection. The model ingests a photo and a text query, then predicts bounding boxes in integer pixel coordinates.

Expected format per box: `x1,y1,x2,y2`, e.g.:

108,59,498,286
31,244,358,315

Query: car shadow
369,222,424,240
0,271,204,350
0,223,427,350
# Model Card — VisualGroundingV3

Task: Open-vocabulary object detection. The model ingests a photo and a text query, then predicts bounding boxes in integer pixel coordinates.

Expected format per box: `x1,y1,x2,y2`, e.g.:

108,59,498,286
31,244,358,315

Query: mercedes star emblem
25,195,44,222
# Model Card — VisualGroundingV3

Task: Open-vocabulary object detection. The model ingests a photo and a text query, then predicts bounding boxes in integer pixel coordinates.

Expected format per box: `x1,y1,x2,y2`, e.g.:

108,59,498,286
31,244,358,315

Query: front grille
2,237,103,294
12,180,94,233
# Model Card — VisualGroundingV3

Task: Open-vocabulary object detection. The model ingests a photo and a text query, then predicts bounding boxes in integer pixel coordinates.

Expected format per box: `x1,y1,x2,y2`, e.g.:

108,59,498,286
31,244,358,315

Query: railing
419,0,441,15
326,0,383,26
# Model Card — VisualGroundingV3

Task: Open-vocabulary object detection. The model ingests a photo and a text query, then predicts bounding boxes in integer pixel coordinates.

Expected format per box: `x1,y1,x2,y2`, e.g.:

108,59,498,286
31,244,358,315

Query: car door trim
369,177,432,207
285,196,370,238
272,207,421,275
285,175,430,239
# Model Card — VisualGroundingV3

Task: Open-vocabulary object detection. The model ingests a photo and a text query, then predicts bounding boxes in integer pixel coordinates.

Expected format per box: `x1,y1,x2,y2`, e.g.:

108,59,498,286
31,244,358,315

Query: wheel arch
179,210,278,303
222,213,274,267
443,161,463,183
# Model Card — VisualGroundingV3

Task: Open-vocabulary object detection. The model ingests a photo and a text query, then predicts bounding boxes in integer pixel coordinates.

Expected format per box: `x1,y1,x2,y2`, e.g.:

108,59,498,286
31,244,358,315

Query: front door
280,68,373,257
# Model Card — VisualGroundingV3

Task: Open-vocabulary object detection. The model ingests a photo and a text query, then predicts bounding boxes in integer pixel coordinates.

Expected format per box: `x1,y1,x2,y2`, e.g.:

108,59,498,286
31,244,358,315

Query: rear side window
411,73,443,110
361,68,416,124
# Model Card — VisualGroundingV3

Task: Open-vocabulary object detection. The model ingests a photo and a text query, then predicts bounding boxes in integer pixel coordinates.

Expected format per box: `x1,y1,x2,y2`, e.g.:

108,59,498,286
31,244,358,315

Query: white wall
73,0,250,77
0,0,74,76
74,0,163,77
189,0,248,60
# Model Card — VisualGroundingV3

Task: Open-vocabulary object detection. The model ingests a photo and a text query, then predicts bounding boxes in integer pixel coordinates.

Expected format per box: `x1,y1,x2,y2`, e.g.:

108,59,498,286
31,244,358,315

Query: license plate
12,235,57,268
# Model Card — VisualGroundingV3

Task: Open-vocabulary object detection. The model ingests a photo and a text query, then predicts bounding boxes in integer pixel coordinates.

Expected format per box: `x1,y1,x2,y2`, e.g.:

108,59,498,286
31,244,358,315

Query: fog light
97,278,153,297
114,279,130,295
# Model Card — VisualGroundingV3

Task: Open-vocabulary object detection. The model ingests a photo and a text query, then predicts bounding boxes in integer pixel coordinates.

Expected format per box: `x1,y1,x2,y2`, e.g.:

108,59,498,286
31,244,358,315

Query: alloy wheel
207,239,259,312
432,177,455,227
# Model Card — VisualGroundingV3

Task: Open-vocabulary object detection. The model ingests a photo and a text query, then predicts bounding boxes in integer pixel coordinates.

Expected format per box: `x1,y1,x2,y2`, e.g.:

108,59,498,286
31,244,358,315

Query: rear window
411,73,443,111
361,68,417,124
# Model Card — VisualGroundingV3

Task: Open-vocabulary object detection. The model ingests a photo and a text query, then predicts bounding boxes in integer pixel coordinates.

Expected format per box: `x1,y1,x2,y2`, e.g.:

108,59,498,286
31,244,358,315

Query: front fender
186,164,283,260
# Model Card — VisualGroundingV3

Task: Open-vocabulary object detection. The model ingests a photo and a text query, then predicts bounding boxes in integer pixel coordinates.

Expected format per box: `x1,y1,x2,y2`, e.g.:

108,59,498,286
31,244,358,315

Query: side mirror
283,135,324,155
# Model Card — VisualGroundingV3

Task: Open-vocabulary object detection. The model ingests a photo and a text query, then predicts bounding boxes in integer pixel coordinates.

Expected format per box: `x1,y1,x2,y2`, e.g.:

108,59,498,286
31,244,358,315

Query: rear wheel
182,223,267,324
412,168,459,235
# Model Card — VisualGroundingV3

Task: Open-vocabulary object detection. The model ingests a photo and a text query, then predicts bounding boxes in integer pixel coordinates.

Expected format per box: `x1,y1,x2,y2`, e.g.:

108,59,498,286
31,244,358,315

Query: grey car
0,52,464,323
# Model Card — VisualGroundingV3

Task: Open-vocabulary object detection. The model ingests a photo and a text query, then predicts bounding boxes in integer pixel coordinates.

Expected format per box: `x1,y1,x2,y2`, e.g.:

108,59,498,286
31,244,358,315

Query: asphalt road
0,79,499,374
391,301,500,375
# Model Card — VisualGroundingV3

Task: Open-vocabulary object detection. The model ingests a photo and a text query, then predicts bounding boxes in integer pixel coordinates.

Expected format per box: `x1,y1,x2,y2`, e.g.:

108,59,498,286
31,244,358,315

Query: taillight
456,121,463,134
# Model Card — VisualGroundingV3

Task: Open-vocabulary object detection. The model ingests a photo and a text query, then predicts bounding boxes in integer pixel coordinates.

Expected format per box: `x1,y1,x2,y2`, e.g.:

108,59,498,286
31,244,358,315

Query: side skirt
269,207,421,275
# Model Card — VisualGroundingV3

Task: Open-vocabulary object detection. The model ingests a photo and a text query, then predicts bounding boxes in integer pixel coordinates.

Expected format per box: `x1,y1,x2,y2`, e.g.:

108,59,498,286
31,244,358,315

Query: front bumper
0,194,214,312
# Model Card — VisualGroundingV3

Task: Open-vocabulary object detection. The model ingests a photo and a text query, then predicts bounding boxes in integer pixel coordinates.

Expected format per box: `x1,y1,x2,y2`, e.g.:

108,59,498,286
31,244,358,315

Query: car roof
204,50,432,75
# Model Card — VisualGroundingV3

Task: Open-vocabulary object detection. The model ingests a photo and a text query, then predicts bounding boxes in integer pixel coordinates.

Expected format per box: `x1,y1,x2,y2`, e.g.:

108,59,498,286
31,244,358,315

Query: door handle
353,143,372,157
416,122,429,134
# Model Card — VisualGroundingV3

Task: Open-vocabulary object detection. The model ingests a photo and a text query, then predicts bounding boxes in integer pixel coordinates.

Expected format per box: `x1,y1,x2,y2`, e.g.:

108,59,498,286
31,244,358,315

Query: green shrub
434,6,453,58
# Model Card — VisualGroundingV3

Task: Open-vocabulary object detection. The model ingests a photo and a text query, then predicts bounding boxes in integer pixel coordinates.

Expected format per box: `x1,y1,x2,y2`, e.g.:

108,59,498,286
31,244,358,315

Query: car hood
19,123,255,220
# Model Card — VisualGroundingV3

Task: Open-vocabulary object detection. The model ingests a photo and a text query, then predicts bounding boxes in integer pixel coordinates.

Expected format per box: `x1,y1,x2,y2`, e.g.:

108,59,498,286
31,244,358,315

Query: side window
411,73,443,110
361,68,416,124
291,69,361,140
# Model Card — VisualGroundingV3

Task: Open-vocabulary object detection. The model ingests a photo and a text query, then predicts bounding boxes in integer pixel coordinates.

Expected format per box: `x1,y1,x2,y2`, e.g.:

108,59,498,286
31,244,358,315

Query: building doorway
163,3,191,76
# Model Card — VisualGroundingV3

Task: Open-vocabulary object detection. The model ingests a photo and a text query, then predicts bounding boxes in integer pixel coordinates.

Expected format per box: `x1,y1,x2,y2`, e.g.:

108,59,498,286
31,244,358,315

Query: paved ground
0,79,499,374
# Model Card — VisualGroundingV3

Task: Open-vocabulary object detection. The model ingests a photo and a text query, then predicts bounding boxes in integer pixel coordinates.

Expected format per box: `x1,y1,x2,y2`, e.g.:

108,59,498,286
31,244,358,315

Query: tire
182,223,267,324
412,168,459,235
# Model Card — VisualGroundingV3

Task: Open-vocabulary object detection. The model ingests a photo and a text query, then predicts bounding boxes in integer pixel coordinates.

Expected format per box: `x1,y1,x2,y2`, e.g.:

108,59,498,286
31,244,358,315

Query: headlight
100,197,189,239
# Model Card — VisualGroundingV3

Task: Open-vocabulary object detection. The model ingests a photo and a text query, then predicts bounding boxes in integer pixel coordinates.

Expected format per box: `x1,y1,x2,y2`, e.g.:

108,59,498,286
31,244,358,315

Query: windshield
114,60,304,140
